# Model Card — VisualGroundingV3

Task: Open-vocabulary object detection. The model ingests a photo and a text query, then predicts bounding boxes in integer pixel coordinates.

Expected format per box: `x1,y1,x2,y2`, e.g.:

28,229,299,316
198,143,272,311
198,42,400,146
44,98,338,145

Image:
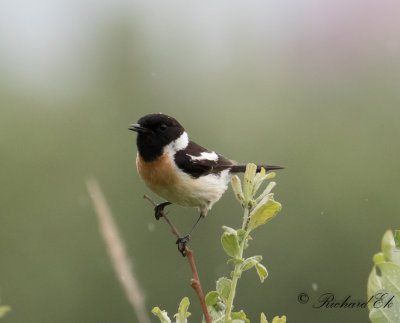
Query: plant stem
186,248,213,323
241,205,250,230
225,208,250,323
143,195,212,323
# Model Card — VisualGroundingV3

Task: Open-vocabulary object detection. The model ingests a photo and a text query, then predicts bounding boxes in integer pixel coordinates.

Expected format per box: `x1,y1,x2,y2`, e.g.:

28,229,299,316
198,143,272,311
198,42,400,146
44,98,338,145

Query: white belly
159,169,231,211
136,152,231,212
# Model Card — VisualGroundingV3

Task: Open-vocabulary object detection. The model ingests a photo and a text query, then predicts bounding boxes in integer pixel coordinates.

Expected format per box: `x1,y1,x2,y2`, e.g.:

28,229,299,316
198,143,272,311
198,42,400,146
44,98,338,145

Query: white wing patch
188,151,219,162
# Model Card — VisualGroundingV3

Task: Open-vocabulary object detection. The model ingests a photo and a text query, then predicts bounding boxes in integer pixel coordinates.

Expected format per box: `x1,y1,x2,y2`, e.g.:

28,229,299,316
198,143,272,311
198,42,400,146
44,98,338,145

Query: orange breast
136,152,178,190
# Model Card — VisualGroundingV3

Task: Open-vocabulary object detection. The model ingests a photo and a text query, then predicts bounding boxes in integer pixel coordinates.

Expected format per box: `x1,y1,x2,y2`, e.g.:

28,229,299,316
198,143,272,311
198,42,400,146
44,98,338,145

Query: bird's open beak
128,123,150,133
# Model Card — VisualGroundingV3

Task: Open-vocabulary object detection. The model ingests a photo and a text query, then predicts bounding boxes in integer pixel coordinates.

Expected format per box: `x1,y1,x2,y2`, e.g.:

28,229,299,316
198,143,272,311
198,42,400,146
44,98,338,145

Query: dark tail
230,164,284,173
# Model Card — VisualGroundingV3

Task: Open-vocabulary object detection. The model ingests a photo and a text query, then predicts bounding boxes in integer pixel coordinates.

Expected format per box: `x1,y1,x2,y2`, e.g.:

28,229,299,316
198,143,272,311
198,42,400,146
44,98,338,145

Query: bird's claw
176,235,190,257
154,202,171,220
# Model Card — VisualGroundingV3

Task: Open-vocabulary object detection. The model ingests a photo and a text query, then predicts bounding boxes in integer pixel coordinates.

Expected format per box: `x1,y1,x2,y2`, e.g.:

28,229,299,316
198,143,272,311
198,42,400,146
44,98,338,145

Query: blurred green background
1,1,400,322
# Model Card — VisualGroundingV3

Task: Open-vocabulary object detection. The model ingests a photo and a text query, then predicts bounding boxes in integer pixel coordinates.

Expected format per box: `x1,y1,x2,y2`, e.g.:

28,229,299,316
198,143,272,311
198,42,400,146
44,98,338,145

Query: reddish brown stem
143,195,212,323
186,248,213,323
143,195,180,238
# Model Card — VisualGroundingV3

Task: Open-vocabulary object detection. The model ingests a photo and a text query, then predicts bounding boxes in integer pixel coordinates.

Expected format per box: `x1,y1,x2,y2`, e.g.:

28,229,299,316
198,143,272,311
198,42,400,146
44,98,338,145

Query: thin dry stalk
86,179,151,323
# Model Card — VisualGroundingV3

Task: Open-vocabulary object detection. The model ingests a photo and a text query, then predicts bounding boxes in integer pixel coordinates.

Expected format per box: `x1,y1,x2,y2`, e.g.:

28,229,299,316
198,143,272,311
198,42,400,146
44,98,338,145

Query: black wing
174,141,235,178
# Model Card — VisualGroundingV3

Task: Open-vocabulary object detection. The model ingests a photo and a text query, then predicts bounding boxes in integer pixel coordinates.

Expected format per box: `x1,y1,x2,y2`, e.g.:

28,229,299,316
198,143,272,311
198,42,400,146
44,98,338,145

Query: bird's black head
129,113,185,161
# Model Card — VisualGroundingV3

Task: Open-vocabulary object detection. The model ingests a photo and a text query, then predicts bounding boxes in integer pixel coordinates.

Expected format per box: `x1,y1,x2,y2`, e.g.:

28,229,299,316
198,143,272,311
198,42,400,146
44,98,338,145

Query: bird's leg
154,201,171,220
176,211,206,257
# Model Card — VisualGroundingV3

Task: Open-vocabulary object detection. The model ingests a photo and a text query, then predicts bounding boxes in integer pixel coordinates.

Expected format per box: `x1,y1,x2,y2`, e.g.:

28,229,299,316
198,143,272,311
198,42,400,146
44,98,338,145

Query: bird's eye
159,124,168,131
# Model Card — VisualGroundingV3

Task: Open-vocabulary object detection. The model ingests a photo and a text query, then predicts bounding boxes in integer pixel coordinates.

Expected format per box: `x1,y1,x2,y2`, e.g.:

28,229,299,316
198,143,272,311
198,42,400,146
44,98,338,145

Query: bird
129,113,283,256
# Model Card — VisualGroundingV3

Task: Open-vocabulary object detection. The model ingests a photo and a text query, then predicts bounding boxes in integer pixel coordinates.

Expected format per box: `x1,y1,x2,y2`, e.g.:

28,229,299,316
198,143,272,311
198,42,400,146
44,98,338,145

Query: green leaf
392,231,400,266
248,200,281,230
255,182,277,204
253,167,267,196
216,277,232,304
232,310,250,323
368,231,400,320
222,226,237,234
380,230,400,265
265,172,276,180
368,266,384,309
392,251,400,266
221,232,240,258
382,230,395,261
369,290,400,323
260,312,268,323
202,302,225,323
373,253,386,264
271,316,287,323
243,163,257,201
231,175,245,205
395,231,400,248
174,297,191,323
255,166,266,179
241,255,262,271
376,262,400,295
0,306,11,319
255,263,268,283
205,291,220,306
152,307,172,323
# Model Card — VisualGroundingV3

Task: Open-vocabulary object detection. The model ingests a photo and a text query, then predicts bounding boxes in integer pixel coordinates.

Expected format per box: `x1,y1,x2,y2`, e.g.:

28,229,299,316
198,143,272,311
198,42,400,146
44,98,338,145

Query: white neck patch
164,131,189,154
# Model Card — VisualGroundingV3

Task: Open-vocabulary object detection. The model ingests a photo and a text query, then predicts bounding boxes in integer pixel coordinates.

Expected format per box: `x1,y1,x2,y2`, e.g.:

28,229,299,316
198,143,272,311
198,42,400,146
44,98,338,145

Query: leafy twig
223,164,281,322
203,164,286,323
148,164,287,323
367,230,400,322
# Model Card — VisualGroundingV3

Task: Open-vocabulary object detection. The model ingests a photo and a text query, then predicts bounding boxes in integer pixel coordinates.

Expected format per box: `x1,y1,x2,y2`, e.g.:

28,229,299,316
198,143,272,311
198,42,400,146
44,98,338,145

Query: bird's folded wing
174,141,236,178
